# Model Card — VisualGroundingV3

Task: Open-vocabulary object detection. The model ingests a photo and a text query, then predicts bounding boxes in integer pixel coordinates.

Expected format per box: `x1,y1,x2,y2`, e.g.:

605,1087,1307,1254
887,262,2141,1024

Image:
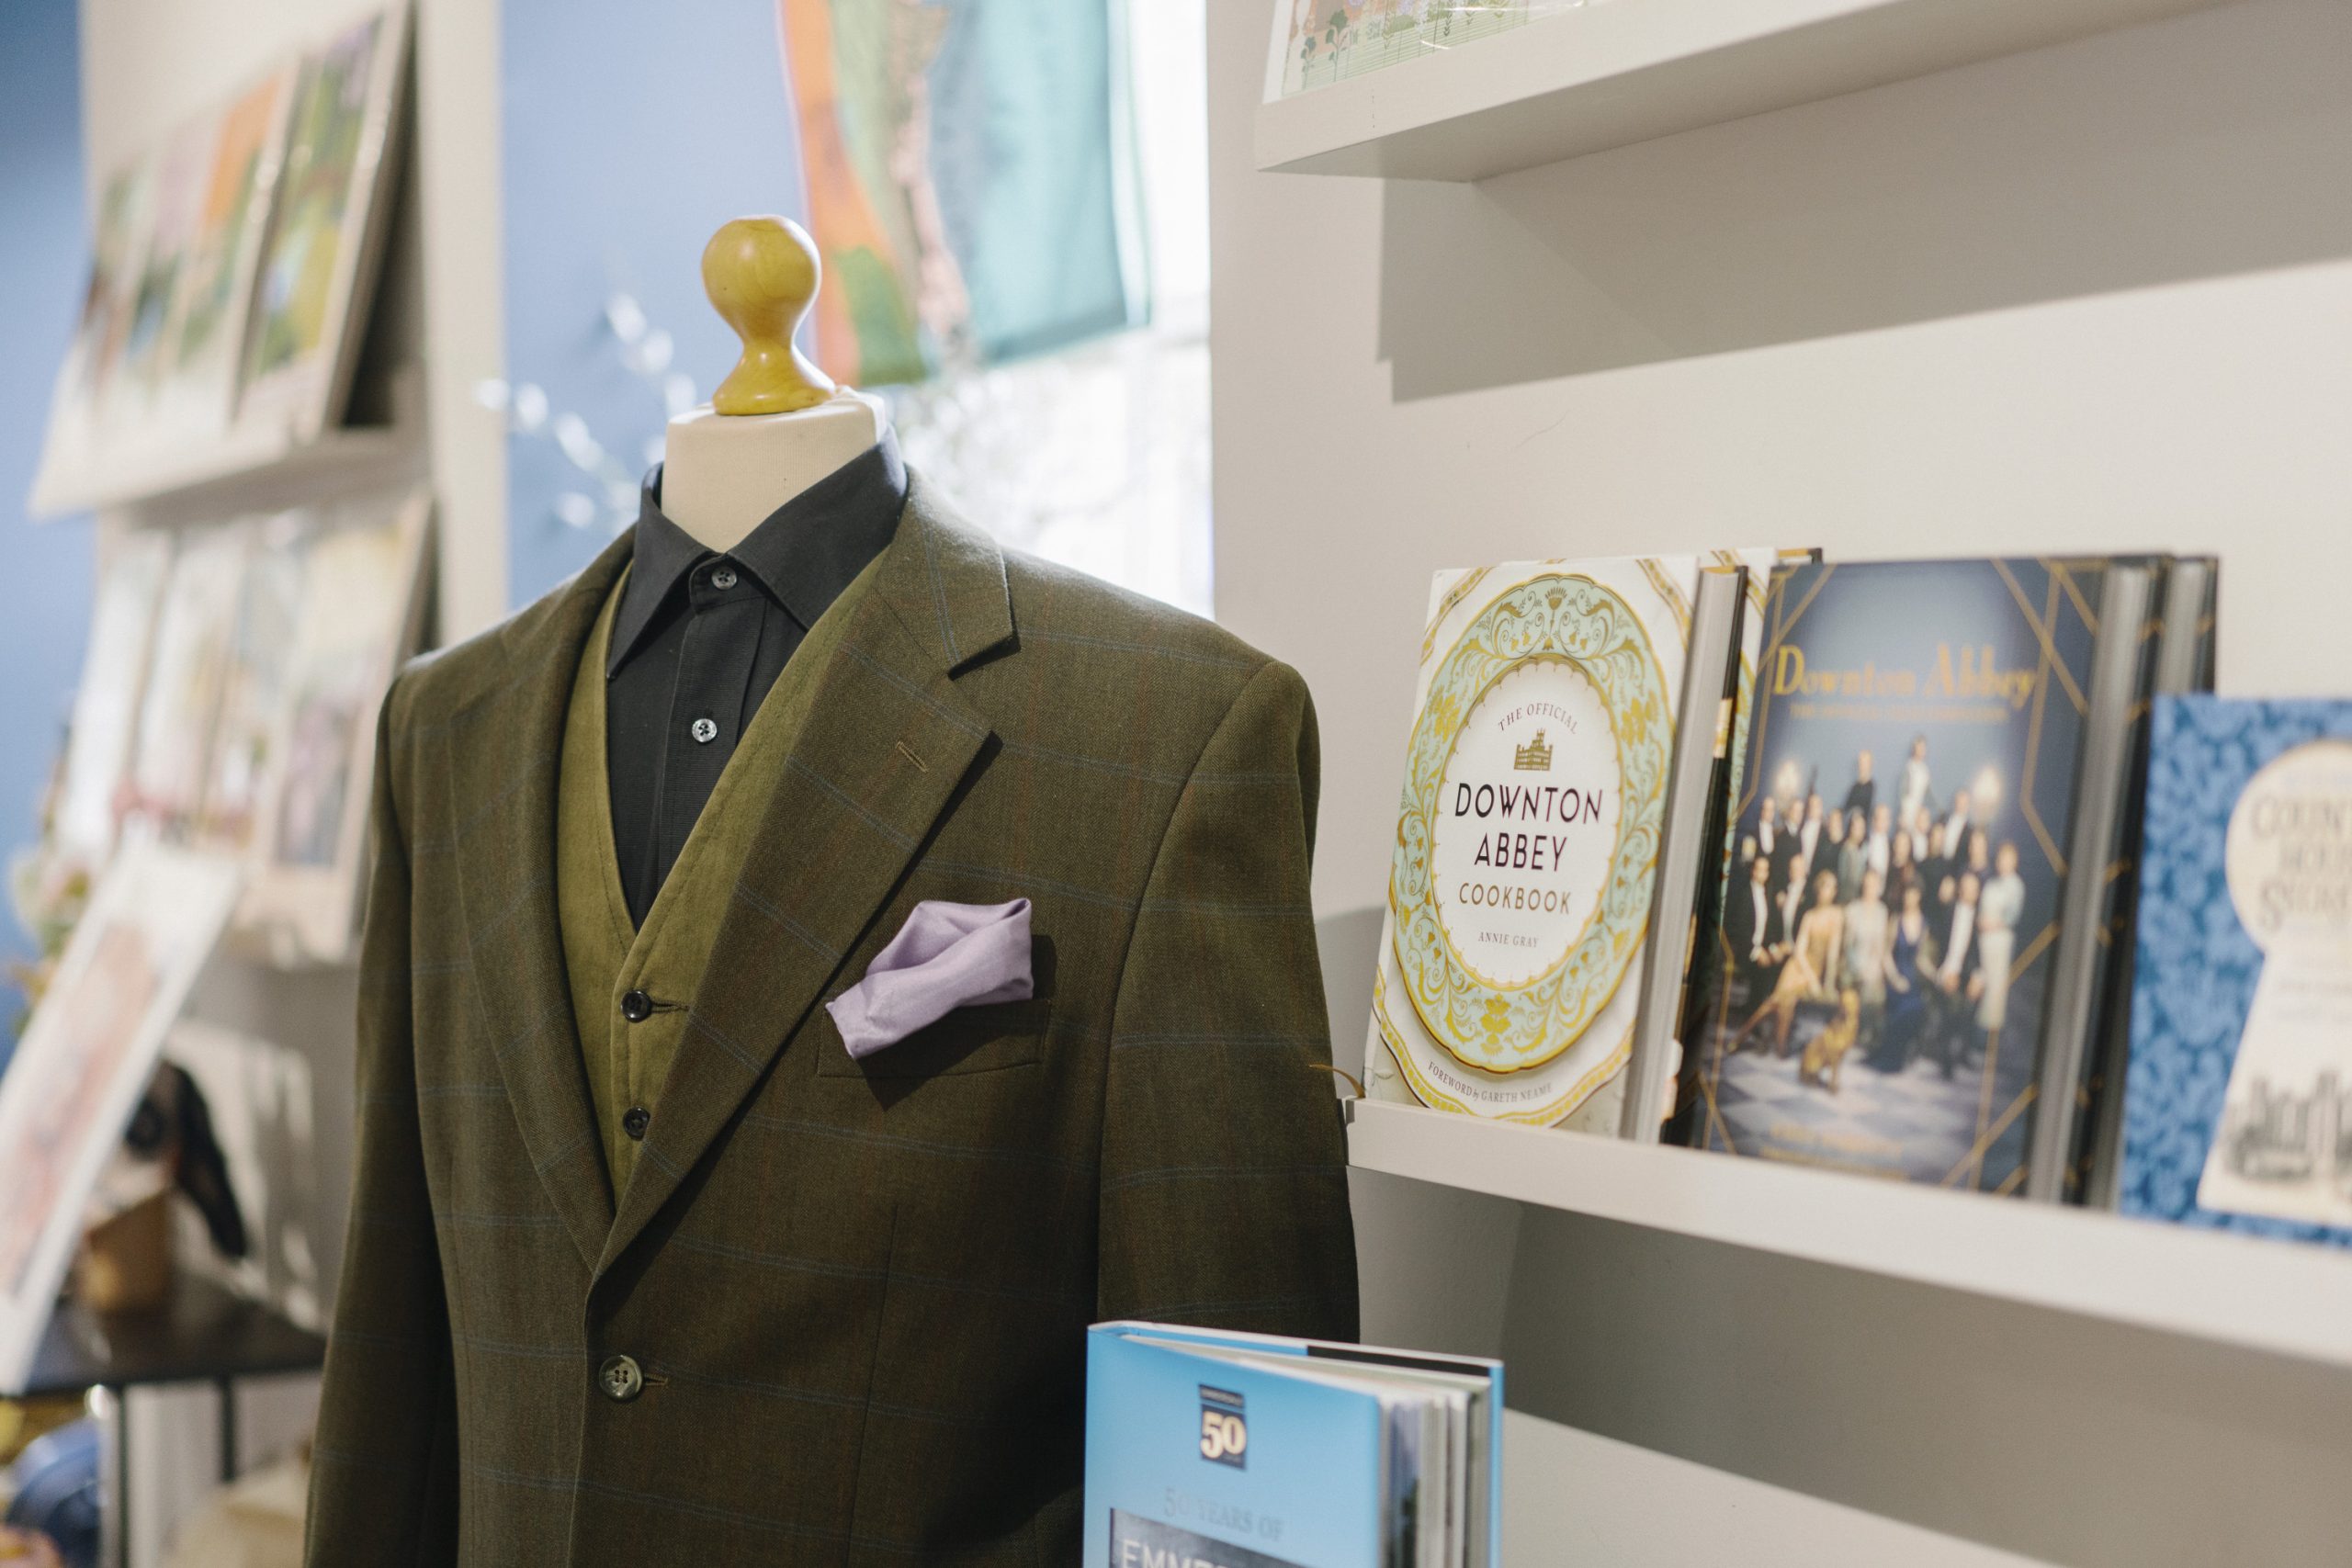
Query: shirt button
690,716,718,744
711,566,739,590
621,1106,650,1141
621,988,653,1022
598,1354,643,1404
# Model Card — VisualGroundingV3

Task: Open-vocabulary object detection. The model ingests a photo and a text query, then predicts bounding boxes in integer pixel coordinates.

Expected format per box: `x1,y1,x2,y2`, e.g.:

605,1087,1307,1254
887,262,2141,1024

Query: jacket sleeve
307,682,460,1565
1096,660,1360,1338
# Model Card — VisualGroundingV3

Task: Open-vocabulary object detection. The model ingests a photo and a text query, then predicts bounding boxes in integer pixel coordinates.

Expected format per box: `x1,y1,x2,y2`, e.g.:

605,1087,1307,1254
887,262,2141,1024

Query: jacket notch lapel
447,538,632,1273
595,484,1013,1275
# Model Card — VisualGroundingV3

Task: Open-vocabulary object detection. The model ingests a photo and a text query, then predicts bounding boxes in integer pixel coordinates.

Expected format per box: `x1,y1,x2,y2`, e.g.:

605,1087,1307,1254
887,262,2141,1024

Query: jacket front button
620,988,653,1022
599,1355,643,1403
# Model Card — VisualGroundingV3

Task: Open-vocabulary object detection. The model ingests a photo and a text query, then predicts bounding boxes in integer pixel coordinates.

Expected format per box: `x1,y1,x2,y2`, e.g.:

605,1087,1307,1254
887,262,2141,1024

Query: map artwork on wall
778,0,1139,386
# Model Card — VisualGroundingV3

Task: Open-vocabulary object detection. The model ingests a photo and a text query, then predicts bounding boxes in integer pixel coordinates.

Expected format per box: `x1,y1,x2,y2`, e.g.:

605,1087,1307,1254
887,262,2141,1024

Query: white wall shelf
29,420,415,519
1255,0,2240,182
1348,1098,2352,1370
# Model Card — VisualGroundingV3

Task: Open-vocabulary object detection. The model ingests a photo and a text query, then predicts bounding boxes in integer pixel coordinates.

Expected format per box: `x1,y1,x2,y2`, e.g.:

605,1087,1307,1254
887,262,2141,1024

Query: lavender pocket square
826,898,1035,1060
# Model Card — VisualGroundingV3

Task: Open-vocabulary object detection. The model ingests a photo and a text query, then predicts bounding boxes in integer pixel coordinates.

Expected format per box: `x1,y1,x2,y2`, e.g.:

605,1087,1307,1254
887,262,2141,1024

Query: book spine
1621,567,1746,1142
2083,557,2217,1207
2026,565,2155,1201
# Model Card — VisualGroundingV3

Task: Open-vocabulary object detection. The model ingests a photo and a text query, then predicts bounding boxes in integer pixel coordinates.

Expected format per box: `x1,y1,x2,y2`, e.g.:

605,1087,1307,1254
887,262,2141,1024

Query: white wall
1212,0,2352,1562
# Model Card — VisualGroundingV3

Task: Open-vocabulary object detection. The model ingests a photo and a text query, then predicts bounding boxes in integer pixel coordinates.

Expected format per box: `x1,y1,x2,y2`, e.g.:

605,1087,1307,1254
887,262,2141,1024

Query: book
2114,696,2352,1246
1681,557,2160,1195
1365,553,1774,1132
2076,556,2220,1204
1086,1322,1502,1568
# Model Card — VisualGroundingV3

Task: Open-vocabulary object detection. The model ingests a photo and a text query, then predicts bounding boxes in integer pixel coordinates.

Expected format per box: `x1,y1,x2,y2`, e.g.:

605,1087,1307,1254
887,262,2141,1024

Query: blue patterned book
2119,695,2352,1246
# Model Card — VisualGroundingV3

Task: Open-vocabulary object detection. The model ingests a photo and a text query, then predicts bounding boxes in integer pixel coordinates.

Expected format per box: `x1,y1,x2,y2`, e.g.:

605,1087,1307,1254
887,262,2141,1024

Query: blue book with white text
1084,1322,1503,1568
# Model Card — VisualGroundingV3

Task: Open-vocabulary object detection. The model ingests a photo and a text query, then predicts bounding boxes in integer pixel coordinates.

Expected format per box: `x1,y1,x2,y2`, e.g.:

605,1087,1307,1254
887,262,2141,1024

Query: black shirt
605,431,907,925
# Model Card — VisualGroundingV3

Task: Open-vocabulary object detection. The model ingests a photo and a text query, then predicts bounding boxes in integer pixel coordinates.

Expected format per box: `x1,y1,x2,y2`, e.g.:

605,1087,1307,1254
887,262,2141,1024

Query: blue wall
0,0,94,1032
500,0,809,607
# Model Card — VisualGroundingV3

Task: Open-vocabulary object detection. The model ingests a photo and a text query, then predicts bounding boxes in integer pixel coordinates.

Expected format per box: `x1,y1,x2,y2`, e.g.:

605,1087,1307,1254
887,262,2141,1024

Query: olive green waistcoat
556,556,886,1196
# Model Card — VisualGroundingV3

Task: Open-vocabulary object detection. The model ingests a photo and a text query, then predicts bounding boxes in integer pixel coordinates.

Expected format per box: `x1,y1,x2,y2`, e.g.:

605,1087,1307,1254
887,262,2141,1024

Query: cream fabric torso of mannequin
659,391,887,551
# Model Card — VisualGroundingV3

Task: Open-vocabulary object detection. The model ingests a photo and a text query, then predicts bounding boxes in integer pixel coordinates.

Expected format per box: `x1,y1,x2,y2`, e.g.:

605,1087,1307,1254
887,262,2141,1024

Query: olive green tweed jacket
305,477,1359,1567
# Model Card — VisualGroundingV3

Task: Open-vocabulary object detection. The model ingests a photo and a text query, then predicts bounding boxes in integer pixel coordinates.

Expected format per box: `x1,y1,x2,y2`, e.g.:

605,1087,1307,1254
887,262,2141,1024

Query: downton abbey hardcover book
1368,554,1776,1132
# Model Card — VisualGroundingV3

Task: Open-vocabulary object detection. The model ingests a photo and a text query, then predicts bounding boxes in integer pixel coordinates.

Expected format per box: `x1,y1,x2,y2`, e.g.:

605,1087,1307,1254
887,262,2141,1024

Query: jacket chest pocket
812,995,1048,1080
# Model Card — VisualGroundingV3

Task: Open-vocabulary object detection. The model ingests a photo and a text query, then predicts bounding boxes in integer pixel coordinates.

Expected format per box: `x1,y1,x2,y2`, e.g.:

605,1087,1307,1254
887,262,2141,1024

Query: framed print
236,2,411,444
35,155,157,491
1264,0,1536,101
158,64,296,442
243,486,430,960
126,522,255,838
0,844,243,1393
53,530,176,857
194,509,312,853
110,112,218,424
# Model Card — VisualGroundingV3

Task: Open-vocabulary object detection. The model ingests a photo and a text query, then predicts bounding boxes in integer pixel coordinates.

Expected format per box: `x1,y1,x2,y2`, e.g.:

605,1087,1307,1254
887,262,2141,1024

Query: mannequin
307,202,1358,1568
660,215,887,551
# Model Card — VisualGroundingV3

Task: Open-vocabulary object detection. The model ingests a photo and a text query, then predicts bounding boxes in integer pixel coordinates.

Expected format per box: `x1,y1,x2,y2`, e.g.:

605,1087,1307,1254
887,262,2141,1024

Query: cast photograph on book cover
1689,559,2100,1192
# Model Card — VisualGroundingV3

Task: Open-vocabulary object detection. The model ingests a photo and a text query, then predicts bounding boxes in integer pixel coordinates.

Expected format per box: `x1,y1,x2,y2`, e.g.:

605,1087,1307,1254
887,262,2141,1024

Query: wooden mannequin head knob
704,215,838,416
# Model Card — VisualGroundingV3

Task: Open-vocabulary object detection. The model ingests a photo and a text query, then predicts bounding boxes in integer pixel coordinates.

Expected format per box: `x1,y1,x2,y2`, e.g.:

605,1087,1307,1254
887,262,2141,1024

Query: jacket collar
610,428,909,675
445,469,1013,1276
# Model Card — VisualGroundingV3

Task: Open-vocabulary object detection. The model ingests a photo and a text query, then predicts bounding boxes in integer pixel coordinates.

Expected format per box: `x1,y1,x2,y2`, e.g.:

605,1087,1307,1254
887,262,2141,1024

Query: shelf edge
1348,1099,2352,1370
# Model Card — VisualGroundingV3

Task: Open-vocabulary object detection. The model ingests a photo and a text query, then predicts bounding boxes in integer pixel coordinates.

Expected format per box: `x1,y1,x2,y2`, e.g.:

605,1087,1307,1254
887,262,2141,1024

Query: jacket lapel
596,476,1015,1277
447,534,634,1273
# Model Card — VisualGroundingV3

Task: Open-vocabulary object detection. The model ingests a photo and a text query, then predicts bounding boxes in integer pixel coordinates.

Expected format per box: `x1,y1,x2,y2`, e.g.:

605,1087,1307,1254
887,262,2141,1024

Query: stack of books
1086,1324,1503,1568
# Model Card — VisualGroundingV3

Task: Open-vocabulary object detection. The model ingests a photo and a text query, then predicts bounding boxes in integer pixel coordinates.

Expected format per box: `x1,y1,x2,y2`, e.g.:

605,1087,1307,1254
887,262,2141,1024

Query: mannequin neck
660,390,888,552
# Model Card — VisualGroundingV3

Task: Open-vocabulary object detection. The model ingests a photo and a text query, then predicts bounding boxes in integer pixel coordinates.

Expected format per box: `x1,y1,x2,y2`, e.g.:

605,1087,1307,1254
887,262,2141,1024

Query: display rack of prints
28,4,409,517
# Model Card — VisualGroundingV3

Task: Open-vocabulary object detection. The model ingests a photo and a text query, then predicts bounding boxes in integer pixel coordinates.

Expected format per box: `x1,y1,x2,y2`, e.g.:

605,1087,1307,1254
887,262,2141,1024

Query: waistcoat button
621,988,653,1022
622,1106,650,1141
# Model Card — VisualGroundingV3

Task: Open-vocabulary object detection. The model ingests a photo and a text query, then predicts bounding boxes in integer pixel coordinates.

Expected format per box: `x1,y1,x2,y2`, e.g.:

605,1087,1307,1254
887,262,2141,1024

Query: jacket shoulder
1001,547,1276,692
384,555,612,734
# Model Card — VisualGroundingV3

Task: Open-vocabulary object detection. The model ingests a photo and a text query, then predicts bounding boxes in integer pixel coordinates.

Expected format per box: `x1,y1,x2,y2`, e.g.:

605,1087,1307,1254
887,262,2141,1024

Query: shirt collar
609,426,908,676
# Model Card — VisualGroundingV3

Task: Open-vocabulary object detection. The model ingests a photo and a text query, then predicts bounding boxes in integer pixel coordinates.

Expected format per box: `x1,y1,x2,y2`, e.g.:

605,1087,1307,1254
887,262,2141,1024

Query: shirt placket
653,563,769,892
